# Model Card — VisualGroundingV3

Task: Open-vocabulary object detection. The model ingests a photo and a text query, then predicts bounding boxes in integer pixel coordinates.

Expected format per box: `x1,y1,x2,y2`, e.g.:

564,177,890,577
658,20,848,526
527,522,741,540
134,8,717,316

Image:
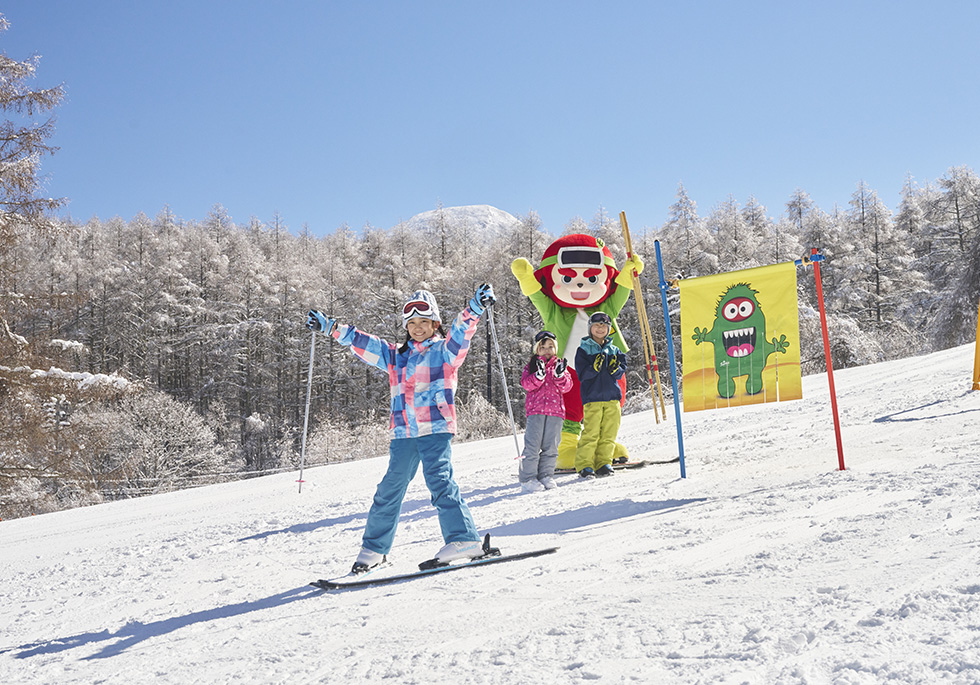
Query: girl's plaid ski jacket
330,305,481,438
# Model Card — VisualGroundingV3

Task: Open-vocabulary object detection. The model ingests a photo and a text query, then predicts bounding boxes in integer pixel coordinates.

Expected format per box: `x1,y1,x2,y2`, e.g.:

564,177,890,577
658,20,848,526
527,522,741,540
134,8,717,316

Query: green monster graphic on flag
678,262,803,412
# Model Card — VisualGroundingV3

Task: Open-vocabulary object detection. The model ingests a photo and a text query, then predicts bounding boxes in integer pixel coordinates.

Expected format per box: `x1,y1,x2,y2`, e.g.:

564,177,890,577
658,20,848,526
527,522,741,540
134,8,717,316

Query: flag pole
797,249,846,470
619,211,668,421
654,240,686,478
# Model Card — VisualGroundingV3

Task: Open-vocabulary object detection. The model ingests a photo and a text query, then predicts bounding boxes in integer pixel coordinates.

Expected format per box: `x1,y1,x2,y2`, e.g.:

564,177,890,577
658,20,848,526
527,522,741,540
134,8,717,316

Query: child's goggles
402,299,433,318
589,312,612,326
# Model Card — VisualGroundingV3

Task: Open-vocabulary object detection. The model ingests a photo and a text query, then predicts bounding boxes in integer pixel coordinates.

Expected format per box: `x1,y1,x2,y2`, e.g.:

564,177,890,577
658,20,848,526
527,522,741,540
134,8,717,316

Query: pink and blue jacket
331,306,481,438
520,356,572,418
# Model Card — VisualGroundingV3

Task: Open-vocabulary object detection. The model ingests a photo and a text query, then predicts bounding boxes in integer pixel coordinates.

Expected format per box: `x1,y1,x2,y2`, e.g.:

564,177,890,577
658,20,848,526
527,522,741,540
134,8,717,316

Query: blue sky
3,1,979,236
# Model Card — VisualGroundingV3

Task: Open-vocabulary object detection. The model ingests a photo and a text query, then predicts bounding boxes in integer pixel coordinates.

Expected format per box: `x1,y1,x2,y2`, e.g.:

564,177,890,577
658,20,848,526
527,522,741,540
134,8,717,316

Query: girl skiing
307,283,496,573
518,330,572,493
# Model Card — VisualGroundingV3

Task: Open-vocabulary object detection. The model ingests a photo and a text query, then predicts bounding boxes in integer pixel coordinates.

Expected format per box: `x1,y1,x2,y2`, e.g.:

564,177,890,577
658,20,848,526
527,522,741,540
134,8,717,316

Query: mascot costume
511,234,643,469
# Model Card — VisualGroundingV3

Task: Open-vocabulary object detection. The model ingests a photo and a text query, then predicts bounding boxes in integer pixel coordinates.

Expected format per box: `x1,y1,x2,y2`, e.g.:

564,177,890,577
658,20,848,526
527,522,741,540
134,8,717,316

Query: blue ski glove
469,282,496,315
307,309,335,334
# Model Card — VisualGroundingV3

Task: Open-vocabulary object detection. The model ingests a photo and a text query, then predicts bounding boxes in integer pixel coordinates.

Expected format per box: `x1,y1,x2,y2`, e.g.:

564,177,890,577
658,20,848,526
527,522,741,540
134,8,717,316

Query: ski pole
486,304,523,459
297,328,316,493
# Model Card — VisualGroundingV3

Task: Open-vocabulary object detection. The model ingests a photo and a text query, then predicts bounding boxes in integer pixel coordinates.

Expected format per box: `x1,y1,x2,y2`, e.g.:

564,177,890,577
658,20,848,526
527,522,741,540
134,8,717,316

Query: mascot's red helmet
534,234,619,306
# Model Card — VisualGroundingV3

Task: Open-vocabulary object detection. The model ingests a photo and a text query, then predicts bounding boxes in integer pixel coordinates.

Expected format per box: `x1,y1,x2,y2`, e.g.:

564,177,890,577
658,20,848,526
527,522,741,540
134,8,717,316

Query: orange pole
972,295,980,390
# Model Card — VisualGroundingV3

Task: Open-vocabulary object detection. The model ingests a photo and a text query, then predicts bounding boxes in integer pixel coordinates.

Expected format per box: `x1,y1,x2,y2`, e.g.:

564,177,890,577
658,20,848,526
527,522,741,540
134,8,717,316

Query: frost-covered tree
923,167,980,349
0,364,133,518
657,183,717,278
75,216,127,374
82,388,230,498
590,206,625,263
928,222,980,349
709,194,771,269
745,195,800,266
934,166,980,250
0,13,65,349
741,196,779,263
562,215,589,236
920,166,980,291
845,183,891,323
800,203,852,305
0,15,64,222
846,182,929,358
786,189,814,235
895,174,937,274
221,223,278,471
895,174,926,240
426,201,465,265
512,210,547,263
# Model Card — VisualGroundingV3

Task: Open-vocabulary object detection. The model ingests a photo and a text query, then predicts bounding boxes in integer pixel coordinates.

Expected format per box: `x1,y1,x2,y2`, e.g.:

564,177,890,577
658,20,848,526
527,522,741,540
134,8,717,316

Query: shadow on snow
486,498,707,537
11,585,320,661
873,395,980,424
238,482,517,542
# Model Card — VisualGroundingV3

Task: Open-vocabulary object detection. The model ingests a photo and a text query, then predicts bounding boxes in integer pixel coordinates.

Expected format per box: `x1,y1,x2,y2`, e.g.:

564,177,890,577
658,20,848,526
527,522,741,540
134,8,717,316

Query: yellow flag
678,262,803,412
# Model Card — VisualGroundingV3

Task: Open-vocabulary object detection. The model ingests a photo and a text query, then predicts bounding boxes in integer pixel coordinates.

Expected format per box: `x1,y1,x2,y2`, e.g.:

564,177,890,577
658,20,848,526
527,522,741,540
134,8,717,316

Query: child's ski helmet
401,290,441,329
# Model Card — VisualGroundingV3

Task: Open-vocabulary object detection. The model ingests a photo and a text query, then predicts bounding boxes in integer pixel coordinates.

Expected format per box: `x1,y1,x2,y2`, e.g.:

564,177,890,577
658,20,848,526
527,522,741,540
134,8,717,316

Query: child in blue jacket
308,283,495,572
573,311,627,478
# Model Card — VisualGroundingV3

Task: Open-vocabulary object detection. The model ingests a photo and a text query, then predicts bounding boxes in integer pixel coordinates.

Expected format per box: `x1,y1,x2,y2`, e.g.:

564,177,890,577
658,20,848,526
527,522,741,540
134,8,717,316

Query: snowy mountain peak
400,204,522,238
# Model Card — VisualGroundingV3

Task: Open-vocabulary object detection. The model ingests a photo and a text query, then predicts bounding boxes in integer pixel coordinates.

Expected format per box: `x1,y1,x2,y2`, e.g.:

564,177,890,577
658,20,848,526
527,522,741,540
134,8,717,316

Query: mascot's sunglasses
557,246,605,268
403,300,433,318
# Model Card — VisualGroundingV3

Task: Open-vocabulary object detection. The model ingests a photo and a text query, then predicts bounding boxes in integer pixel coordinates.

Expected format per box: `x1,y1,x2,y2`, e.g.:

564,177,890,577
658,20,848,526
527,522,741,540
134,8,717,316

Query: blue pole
654,240,686,478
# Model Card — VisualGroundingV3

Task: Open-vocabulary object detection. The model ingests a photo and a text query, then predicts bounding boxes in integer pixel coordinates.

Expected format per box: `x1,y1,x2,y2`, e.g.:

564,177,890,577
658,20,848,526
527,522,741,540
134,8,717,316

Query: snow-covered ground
2,344,979,684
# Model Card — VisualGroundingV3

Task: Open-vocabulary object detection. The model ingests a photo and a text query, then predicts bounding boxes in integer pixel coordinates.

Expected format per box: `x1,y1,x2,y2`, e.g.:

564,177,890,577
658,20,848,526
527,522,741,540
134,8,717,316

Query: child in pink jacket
518,330,573,493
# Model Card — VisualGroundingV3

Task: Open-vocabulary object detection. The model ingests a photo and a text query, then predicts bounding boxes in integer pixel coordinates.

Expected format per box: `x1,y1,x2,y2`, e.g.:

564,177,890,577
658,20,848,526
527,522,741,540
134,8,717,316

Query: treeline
1,168,978,519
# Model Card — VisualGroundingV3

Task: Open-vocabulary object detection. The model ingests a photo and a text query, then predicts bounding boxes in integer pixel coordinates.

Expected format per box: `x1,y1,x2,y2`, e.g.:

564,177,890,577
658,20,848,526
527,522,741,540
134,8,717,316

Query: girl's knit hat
401,290,441,329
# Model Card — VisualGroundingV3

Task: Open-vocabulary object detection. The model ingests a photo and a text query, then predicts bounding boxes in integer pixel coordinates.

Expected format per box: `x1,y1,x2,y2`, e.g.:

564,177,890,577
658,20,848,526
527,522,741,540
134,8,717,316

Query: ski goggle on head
533,330,557,353
589,312,613,326
402,299,434,319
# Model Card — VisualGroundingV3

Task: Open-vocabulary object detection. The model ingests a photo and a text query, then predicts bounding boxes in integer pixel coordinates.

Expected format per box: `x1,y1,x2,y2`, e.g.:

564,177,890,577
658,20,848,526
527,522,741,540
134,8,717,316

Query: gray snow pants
518,414,563,483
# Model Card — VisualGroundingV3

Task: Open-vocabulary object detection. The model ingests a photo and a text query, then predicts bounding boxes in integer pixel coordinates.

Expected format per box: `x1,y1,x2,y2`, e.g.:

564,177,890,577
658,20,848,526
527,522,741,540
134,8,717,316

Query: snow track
2,344,979,683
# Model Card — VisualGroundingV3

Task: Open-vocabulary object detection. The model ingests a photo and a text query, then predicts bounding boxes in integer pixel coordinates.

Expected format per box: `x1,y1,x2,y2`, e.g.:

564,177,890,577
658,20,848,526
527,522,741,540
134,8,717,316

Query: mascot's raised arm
511,234,644,469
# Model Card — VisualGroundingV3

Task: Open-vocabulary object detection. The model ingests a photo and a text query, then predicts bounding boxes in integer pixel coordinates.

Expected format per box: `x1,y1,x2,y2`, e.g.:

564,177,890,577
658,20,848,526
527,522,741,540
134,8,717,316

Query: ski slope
2,344,979,684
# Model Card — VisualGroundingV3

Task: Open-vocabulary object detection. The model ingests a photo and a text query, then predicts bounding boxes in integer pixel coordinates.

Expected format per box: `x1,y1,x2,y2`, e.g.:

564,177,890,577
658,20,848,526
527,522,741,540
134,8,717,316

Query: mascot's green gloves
614,253,645,289
511,258,542,296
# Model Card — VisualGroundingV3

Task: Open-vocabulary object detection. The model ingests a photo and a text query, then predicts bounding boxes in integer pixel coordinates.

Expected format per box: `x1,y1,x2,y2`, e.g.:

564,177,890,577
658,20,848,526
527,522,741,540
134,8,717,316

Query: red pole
811,248,846,470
